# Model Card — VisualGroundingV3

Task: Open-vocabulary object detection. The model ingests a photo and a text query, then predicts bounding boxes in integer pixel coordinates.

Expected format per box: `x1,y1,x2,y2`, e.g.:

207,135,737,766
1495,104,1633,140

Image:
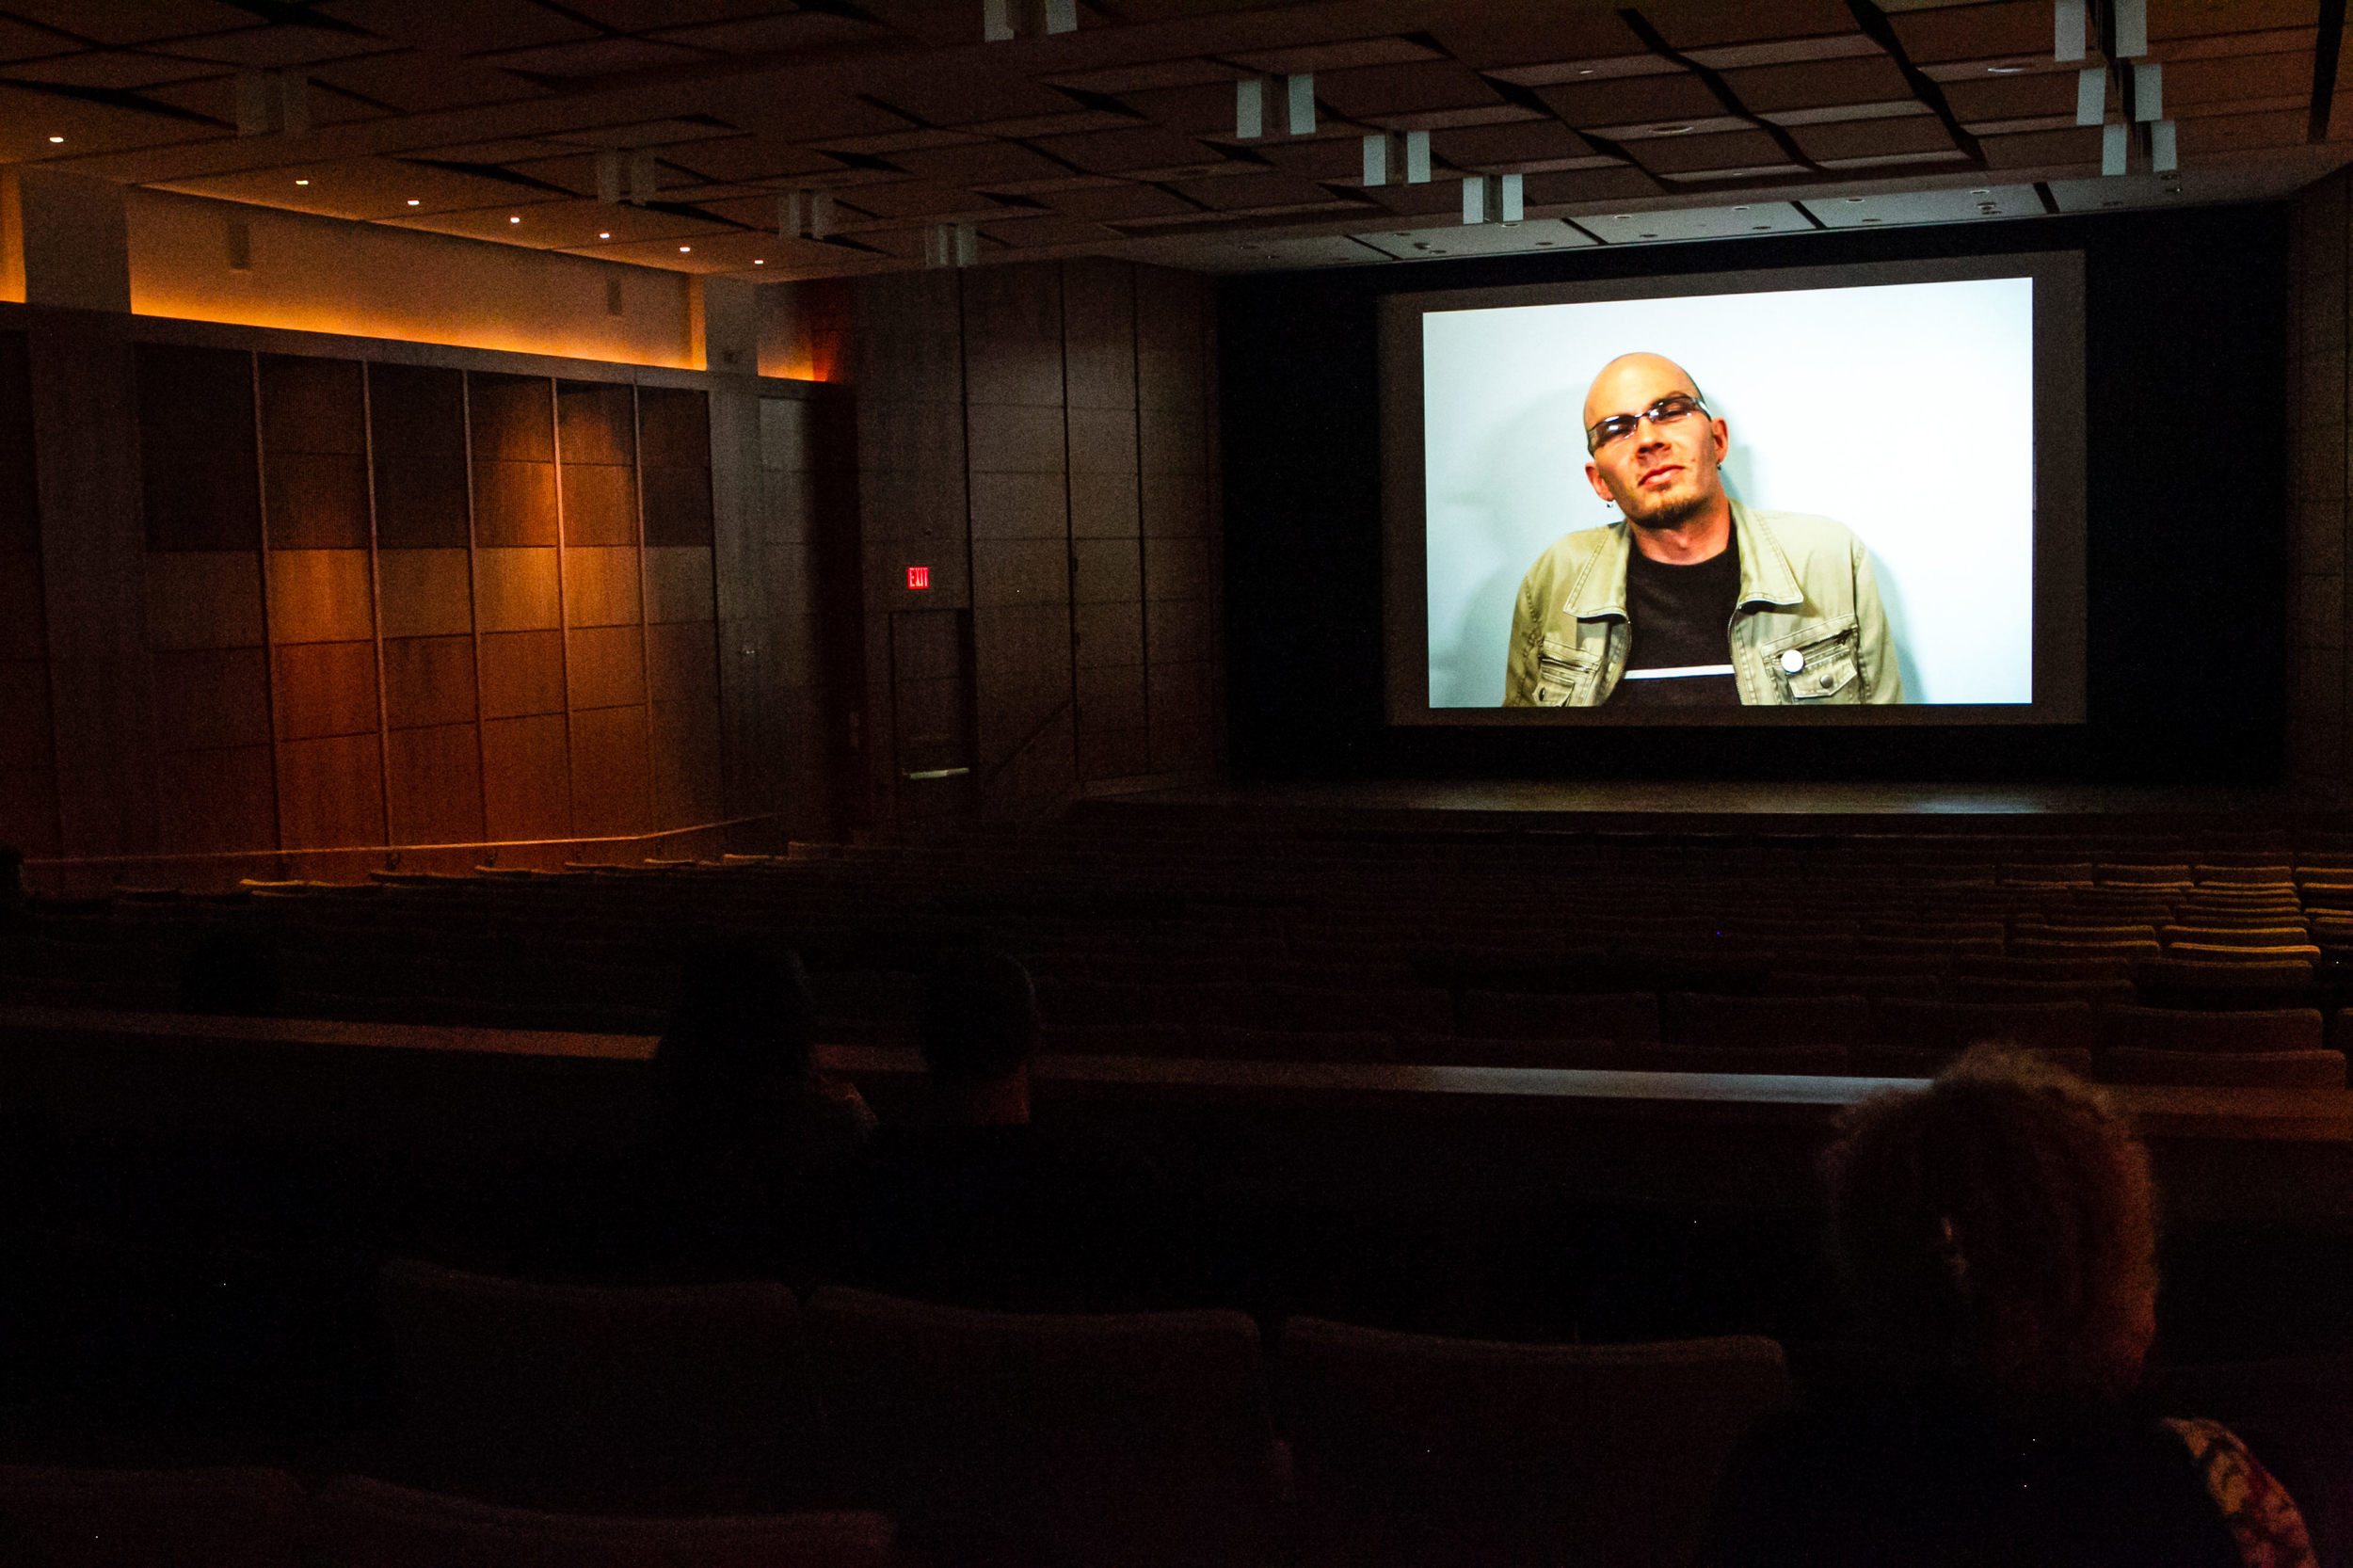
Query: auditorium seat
2094,1006,2325,1056
1663,992,1868,1049
1457,990,1660,1042
2099,1048,2346,1089
1625,1042,1854,1076
309,1477,896,1568
1871,998,2098,1056
2136,959,2321,1011
1278,1316,1791,1568
1849,1043,2096,1080
1037,1022,1193,1058
1033,978,1193,1029
0,1464,306,1567
1196,983,1454,1036
375,1262,829,1515
2010,934,2163,960
1763,970,1943,1000
1941,975,2137,1007
803,1287,1277,1568
1199,1026,1399,1064
1395,1033,1629,1069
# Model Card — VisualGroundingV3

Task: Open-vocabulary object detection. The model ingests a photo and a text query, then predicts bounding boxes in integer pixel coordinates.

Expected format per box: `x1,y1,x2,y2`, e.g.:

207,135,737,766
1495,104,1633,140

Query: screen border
1381,249,2088,728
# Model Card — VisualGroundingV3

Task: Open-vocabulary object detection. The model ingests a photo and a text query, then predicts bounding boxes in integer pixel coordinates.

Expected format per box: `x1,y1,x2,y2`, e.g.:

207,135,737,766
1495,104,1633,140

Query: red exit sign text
906,566,930,590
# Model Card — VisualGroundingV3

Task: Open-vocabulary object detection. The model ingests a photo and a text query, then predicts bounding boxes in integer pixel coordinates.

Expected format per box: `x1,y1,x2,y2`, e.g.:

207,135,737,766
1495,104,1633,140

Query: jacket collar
1561,497,1804,620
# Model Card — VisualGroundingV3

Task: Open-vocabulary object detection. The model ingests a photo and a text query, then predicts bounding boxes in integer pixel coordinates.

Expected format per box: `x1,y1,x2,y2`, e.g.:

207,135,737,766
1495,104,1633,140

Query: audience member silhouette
177,931,283,1016
1705,1046,2314,1567
848,947,1200,1311
633,938,874,1275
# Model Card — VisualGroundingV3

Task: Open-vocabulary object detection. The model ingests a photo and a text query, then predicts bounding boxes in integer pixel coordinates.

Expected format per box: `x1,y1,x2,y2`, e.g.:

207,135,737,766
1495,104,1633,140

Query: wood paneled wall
0,307,852,891
849,259,1223,824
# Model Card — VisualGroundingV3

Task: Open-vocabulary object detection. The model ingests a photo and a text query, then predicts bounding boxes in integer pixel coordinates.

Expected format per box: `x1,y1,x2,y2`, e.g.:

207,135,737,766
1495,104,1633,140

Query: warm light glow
408,199,420,205
679,246,691,253
296,179,309,185
754,259,764,264
47,136,62,143
508,215,521,224
599,232,611,239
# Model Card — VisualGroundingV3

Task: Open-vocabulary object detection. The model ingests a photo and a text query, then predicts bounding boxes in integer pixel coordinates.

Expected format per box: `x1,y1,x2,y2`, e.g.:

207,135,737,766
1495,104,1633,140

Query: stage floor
1081,778,2345,833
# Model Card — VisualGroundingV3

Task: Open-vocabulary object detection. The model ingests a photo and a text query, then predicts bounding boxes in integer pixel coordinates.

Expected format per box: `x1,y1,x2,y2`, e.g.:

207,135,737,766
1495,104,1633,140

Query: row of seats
368,1261,1790,1568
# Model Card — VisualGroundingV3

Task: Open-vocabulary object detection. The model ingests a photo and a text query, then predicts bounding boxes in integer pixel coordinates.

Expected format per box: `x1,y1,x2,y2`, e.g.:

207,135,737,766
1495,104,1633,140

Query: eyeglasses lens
1592,395,1701,450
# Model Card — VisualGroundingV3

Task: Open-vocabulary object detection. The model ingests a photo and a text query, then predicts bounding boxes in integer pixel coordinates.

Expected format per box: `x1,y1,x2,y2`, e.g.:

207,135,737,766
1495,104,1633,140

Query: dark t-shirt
1611,534,1741,707
1702,1395,2245,1568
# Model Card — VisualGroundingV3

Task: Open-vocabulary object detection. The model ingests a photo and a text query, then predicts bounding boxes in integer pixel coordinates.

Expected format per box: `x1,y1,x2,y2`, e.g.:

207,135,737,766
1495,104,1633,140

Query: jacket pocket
1765,617,1859,703
1532,634,1601,707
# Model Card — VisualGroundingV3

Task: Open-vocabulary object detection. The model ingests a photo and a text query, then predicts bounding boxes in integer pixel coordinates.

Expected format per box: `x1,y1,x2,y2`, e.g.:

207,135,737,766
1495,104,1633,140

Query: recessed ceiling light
1613,214,1631,220
295,178,309,185
679,245,691,252
754,259,764,264
407,199,420,205
599,231,611,238
1654,125,1691,135
1847,197,1865,203
1988,64,2025,73
1970,188,1992,195
1577,67,1595,75
508,215,521,224
1732,204,1747,211
46,135,61,143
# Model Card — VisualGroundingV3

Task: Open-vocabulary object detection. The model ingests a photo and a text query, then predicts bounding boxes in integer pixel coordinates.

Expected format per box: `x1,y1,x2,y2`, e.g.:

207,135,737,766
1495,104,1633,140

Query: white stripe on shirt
1619,664,1736,680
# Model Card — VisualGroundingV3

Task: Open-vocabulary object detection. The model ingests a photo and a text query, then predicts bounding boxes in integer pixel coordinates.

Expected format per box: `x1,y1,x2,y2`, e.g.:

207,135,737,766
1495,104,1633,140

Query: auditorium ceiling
2,0,2345,277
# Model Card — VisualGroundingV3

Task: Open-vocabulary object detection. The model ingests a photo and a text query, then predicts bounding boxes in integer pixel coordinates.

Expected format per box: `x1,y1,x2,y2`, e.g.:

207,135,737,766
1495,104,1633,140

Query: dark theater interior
7,0,2353,1562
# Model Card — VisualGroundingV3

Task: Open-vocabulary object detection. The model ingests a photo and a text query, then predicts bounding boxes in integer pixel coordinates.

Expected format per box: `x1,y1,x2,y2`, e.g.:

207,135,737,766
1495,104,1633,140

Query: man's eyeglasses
1586,393,1709,453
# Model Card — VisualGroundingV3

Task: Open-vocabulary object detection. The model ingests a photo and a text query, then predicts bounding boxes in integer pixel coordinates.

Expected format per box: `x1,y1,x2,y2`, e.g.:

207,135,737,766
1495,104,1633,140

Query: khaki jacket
1503,501,1904,707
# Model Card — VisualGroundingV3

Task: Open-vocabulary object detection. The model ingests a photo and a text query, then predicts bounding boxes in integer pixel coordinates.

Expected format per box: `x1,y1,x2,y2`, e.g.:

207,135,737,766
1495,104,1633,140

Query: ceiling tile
141,72,389,127
557,0,796,28
887,138,1076,186
550,117,747,149
0,2,272,46
148,27,393,68
829,179,1016,219
1921,55,2103,84
0,17,81,60
1,47,223,88
306,49,551,112
1486,56,1684,88
646,12,893,53
973,214,1118,248
478,37,711,77
1224,36,1446,74
1533,72,1726,129
0,80,234,158
1650,161,1810,182
1353,219,1599,259
2149,0,2321,40
152,156,572,221
1312,59,1512,124
1249,135,1380,181
1717,56,1916,115
1801,184,2042,226
1428,119,1602,170
1786,116,1958,162
312,0,600,54
1353,177,1485,216
1884,0,2060,65
1026,123,1225,175
1513,164,1663,205
1422,8,1653,72
391,196,739,248
1040,59,1251,95
1162,170,1356,212
655,136,846,184
1645,0,1865,50
2164,49,2313,108
1760,99,1935,126
1577,203,1817,242
2154,25,2315,63
965,109,1143,137
561,229,775,272
806,127,984,155
856,65,1081,128
1976,123,2105,168
1125,232,1391,272
1682,34,1885,70
2175,105,2313,154
1942,71,2081,121
1034,182,1198,220
1583,114,1757,140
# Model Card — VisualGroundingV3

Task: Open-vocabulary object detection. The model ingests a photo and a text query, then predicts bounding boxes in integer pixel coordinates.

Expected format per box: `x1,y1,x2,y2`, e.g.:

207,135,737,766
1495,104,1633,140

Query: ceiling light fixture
295,178,308,184
508,215,520,223
1988,64,2025,73
46,135,61,143
1847,197,1865,202
407,199,420,205
599,231,611,239
754,259,764,264
679,245,691,252
1654,124,1691,135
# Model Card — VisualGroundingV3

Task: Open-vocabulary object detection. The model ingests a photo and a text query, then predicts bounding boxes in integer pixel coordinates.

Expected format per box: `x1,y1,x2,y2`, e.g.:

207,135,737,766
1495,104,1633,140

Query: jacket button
1780,648,1804,674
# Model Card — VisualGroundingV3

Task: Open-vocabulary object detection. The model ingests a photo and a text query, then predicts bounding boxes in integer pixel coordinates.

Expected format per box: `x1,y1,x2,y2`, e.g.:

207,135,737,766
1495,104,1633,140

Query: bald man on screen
1503,353,1903,707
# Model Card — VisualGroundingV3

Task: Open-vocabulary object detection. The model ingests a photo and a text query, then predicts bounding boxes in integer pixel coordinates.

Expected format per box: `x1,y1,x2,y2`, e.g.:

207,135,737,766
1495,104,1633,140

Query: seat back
805,1286,1276,1568
309,1476,894,1568
1456,990,1658,1042
0,1464,304,1568
1280,1318,1791,1568
2098,1047,2346,1089
2093,1005,2325,1056
376,1260,824,1514
1871,998,2096,1055
1663,992,1867,1049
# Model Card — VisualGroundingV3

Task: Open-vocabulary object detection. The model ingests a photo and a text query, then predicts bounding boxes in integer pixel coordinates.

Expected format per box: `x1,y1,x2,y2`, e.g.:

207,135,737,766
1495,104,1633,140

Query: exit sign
906,566,930,590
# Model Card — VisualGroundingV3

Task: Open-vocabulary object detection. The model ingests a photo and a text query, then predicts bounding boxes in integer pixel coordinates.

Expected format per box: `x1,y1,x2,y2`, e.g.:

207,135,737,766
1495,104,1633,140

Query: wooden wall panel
370,364,469,550
377,549,473,639
0,659,52,772
564,545,641,627
645,547,715,623
0,331,40,555
261,355,367,550
274,639,379,741
568,703,651,838
145,552,264,649
136,344,259,552
152,648,270,752
277,731,385,850
0,549,42,660
0,764,58,859
387,721,484,845
568,622,645,711
641,386,712,548
472,458,558,547
475,548,560,632
650,696,722,828
155,744,274,856
481,712,570,842
267,549,375,644
381,634,475,729
480,630,566,719
647,620,717,706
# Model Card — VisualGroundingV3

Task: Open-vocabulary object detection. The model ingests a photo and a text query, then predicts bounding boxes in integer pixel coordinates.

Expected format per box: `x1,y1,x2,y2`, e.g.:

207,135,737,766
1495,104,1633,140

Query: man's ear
1585,461,1611,502
1709,417,1728,458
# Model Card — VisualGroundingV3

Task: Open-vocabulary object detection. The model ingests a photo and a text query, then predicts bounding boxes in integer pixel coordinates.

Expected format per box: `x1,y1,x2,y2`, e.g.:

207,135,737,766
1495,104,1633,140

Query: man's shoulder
1742,506,1860,551
1520,522,1620,584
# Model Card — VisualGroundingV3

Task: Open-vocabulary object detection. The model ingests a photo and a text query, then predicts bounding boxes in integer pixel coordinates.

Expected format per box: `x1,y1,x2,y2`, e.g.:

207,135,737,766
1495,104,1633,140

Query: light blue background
1422,278,2037,707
